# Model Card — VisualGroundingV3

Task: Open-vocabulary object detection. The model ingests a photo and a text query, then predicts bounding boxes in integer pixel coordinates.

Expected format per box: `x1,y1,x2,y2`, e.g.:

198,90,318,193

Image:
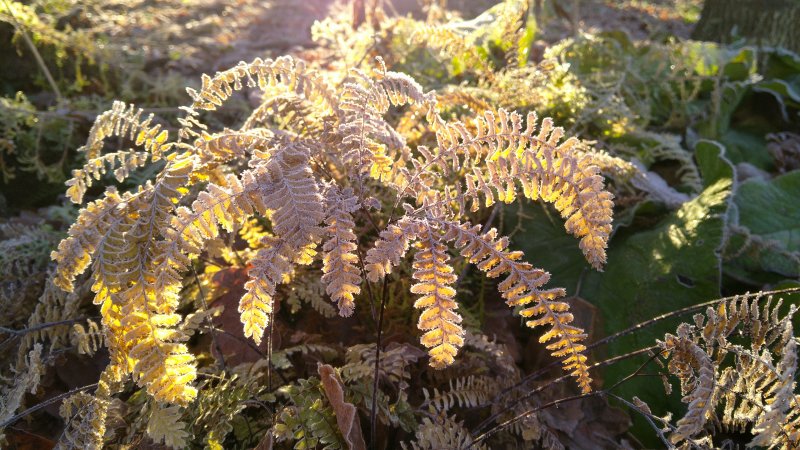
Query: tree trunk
692,0,800,53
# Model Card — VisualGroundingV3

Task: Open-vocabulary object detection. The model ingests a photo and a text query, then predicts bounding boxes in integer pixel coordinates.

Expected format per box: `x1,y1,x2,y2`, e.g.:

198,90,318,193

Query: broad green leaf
724,171,800,284
736,171,800,250
580,142,733,444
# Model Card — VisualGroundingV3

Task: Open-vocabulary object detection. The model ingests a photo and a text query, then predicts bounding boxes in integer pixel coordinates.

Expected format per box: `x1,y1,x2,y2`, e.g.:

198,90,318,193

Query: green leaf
724,171,800,284
736,171,800,250
580,142,733,444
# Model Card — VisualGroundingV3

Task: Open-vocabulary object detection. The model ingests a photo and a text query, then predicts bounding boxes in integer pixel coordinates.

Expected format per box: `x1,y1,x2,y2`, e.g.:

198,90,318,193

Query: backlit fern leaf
51,188,128,292
321,185,362,317
186,56,339,115
80,101,170,162
240,238,293,345
432,109,613,268
411,221,464,369
65,150,150,204
56,368,116,450
439,219,592,393
364,217,415,282
656,292,800,449
146,404,189,449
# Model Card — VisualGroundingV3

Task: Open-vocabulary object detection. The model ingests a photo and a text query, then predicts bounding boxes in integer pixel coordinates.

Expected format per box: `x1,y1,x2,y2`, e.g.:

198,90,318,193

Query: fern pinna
52,55,615,407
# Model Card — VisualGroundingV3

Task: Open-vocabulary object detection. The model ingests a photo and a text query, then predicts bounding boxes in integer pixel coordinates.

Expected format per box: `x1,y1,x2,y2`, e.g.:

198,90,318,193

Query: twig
0,383,98,429
1,0,63,102
370,276,390,449
191,266,226,371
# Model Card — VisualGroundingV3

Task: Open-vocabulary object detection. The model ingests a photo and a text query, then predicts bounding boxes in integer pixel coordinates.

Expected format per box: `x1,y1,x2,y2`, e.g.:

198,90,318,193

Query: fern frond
65,150,151,204
373,58,437,109
71,319,103,356
439,219,592,393
80,100,170,161
661,331,716,444
403,415,486,450
260,142,325,249
56,367,116,450
0,344,44,442
274,377,347,449
338,69,399,179
321,185,362,317
423,375,494,413
341,342,424,385
239,237,293,345
185,56,339,115
411,221,464,369
193,129,276,165
431,109,613,268
364,217,415,282
750,323,797,447
117,279,197,403
147,404,189,449
51,188,128,292
658,292,800,449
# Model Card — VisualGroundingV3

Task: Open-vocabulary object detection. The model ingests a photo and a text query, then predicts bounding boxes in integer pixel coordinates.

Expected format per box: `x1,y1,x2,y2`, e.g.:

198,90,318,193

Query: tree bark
692,0,800,53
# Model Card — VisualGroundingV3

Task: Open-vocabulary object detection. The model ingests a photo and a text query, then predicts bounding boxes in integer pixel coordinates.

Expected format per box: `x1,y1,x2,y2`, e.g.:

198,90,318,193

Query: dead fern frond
439,219,592,393
321,185,362,316
411,220,464,369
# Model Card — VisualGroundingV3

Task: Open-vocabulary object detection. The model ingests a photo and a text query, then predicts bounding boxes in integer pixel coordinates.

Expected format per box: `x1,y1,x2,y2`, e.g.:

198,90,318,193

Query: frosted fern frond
239,238,294,345
192,129,277,165
341,343,424,385
402,415,486,450
51,54,618,410
661,331,716,444
750,324,797,448
338,69,399,179
51,188,129,292
79,100,170,161
430,109,613,268
71,319,103,356
439,219,592,393
56,368,116,450
364,217,415,282
0,344,44,443
185,56,339,115
655,292,800,449
411,221,464,369
65,150,150,204
321,185,362,316
259,142,325,254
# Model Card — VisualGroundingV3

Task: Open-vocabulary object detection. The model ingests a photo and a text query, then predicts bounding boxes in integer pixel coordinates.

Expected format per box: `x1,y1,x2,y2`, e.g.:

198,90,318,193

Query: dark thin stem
607,393,677,449
191,266,225,371
0,383,98,429
0,317,96,337
356,246,379,322
472,349,667,445
472,345,659,436
491,287,800,408
370,276,390,450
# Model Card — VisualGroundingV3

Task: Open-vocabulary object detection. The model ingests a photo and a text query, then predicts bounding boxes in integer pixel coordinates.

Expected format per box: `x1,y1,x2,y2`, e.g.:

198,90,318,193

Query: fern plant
51,54,616,414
